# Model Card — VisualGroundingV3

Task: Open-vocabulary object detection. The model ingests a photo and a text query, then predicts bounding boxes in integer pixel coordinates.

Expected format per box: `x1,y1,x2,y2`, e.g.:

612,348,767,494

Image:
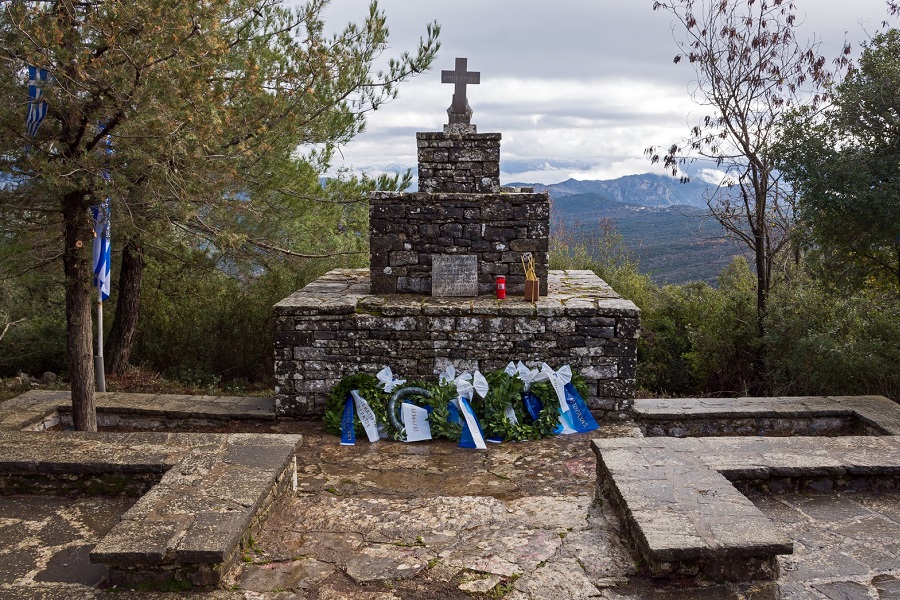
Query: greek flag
92,200,111,301
25,66,49,138
92,123,112,301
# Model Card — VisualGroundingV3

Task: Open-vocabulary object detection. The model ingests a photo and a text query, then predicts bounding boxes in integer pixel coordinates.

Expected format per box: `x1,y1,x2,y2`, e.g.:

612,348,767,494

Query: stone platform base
594,395,900,584
0,391,296,590
593,434,900,582
273,269,640,417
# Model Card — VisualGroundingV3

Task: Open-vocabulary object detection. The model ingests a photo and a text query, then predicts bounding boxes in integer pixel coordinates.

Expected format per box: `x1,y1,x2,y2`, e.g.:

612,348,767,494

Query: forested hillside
550,192,746,284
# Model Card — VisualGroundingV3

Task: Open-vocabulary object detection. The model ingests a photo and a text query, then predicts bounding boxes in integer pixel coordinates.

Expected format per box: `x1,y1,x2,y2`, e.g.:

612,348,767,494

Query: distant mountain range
508,173,718,209
505,174,744,285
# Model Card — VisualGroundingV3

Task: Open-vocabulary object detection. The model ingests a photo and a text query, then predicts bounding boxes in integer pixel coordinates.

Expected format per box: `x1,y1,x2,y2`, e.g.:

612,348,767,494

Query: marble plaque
431,254,478,297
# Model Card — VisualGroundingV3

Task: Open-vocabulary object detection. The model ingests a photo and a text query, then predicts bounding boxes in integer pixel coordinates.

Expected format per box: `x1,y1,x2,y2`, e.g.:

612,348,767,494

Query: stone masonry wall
369,191,549,296
417,132,500,193
274,269,639,418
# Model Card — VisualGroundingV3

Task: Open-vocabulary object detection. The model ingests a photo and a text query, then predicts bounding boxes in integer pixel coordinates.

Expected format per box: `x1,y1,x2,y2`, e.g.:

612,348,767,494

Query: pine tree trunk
106,239,144,375
63,192,97,432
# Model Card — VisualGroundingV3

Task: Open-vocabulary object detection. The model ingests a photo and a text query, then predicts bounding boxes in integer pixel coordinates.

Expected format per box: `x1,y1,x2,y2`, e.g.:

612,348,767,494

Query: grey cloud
320,0,892,183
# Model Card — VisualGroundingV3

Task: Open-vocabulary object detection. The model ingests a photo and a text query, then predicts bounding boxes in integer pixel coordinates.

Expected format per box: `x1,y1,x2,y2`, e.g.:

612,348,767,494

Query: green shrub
683,257,761,395
764,278,900,398
551,223,761,396
0,270,67,377
636,258,760,396
131,253,358,386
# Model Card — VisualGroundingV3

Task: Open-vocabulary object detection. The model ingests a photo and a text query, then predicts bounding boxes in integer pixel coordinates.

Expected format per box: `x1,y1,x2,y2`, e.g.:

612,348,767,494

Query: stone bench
0,427,299,588
0,390,275,432
633,395,900,437
592,435,900,581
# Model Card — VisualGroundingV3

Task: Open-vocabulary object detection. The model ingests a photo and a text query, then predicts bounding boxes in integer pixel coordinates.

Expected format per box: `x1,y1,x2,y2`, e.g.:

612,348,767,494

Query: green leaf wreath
324,365,592,443
422,381,464,440
323,373,390,436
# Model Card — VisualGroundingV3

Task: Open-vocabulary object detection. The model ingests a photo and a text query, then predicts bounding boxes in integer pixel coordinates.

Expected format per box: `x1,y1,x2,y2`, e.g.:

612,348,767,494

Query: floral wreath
324,363,591,443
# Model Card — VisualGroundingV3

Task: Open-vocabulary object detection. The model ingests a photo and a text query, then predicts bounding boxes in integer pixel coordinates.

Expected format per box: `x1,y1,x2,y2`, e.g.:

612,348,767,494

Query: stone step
633,395,900,437
592,434,900,582
0,390,276,431
0,430,300,588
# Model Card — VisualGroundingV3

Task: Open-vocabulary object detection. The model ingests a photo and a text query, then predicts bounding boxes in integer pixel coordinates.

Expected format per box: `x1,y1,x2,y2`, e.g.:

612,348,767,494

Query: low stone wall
593,433,900,582
274,269,639,417
594,395,900,584
417,131,500,193
0,392,296,590
369,190,550,296
633,395,900,437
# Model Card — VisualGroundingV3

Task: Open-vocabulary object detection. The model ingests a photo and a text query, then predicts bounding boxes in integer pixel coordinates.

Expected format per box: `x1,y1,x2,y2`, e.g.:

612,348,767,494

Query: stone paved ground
755,494,900,599
0,418,899,598
0,496,133,598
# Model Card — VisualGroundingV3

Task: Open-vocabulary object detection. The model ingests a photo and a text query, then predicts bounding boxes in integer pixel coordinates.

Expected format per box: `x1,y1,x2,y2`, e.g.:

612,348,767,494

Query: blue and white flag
92,199,111,301
92,122,112,301
25,66,49,139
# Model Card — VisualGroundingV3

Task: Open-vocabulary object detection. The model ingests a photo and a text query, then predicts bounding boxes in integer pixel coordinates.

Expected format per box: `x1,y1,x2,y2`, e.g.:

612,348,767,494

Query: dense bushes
0,270,67,377
764,277,900,397
551,225,899,400
130,253,363,387
0,250,362,387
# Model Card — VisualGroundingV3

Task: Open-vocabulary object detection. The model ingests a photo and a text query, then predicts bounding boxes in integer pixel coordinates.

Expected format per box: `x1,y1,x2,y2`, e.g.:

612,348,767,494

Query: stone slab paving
0,392,899,598
234,423,900,600
0,392,300,590
753,493,900,599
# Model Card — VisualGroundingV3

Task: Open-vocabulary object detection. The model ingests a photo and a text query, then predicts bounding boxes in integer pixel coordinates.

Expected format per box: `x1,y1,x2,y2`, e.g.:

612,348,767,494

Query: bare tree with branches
646,0,846,334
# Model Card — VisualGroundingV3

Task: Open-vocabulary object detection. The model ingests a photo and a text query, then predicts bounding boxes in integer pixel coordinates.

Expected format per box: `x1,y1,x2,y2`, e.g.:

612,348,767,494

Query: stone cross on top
441,57,480,131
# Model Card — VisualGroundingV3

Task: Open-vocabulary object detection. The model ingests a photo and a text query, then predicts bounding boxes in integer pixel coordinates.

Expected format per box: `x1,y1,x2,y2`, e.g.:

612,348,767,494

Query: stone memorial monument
274,58,640,418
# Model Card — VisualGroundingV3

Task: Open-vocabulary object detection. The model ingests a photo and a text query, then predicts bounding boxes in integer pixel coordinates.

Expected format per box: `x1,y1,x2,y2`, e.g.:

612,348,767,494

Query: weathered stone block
390,251,418,267
274,269,638,418
369,191,549,295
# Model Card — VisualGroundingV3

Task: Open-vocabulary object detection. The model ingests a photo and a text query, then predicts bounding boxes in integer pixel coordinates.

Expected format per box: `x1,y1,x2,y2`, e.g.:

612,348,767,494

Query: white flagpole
95,285,106,392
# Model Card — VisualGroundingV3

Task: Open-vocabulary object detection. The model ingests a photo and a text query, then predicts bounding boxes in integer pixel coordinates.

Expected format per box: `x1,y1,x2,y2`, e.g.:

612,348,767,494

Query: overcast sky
320,0,892,185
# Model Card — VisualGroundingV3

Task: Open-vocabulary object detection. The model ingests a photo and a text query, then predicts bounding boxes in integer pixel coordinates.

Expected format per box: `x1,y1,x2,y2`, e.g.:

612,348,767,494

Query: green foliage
636,259,759,397
682,258,760,394
480,370,562,441
131,252,340,386
0,268,67,377
422,382,463,441
0,0,439,425
322,367,574,443
776,29,900,288
323,373,389,436
552,223,762,396
764,278,900,398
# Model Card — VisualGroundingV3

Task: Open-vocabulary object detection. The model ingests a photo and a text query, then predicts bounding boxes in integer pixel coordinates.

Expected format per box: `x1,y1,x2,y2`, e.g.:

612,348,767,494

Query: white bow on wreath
456,370,489,400
540,363,572,413
376,366,406,393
